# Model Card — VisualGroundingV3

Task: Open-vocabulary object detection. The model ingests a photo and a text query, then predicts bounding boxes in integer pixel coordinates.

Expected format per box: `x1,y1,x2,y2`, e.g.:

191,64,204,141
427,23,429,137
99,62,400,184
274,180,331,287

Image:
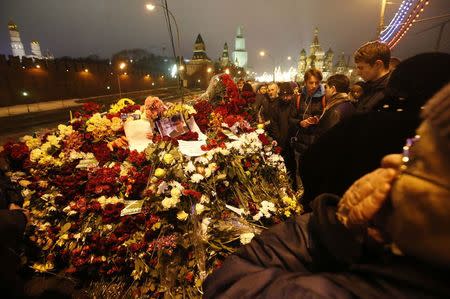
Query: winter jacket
203,194,450,299
289,85,326,156
272,99,297,149
261,96,280,138
253,93,269,120
314,93,355,140
356,72,390,113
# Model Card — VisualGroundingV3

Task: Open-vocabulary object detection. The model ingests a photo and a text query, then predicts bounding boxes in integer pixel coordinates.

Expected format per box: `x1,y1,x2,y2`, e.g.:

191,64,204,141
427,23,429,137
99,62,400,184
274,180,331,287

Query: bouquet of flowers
2,73,302,298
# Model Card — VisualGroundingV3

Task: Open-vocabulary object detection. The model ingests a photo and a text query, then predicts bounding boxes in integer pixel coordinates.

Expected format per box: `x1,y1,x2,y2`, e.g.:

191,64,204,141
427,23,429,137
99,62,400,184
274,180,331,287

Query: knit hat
278,82,294,96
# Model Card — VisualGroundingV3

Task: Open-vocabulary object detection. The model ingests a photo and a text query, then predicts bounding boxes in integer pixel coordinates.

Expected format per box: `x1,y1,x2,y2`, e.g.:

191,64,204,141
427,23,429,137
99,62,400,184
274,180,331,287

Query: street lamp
259,50,276,82
117,62,127,98
146,2,184,100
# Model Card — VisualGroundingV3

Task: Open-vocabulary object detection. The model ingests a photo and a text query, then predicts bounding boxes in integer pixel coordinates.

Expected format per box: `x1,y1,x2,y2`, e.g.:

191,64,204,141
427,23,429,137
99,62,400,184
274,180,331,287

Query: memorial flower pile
2,73,302,298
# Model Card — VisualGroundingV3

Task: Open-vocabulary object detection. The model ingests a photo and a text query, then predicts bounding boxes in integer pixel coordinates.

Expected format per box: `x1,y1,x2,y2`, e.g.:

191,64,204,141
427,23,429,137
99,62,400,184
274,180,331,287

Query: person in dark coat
261,82,280,138
315,74,355,140
0,156,29,298
203,84,450,298
271,82,297,188
354,41,391,113
253,84,269,122
299,52,450,209
289,69,325,159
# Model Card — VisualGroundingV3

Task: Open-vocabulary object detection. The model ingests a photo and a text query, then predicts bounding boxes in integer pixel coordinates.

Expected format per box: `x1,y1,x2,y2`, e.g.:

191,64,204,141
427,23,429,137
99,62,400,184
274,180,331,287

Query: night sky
1,0,449,73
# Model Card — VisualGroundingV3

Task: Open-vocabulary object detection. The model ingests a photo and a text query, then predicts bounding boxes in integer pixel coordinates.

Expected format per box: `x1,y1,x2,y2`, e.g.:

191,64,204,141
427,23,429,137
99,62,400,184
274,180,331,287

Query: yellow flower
110,117,123,131
240,232,255,245
109,98,135,113
176,210,189,221
170,187,181,199
257,123,265,129
154,168,166,178
32,262,55,272
162,153,174,165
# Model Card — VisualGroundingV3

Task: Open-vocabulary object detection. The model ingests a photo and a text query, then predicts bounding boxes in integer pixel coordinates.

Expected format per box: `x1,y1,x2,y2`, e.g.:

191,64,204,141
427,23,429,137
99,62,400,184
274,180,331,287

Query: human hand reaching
337,168,397,229
300,116,320,128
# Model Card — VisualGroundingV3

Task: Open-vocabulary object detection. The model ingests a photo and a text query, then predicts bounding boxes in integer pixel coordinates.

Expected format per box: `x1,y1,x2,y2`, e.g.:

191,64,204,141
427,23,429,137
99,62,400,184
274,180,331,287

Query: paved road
0,87,202,145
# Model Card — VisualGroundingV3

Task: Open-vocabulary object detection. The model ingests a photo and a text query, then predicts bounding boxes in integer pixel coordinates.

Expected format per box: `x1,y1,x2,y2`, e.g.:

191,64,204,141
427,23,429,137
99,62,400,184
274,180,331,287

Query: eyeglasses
401,135,450,191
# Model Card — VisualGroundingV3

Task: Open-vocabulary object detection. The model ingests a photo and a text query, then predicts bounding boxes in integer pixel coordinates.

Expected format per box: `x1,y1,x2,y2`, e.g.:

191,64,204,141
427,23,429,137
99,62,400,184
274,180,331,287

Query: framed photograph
155,112,189,138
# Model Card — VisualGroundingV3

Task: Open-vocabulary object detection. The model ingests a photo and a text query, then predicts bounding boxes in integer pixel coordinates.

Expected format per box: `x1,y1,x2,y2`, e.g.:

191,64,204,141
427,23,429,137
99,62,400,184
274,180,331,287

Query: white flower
170,187,181,199
219,148,230,156
200,195,210,204
21,135,41,150
157,181,168,195
97,196,123,208
190,173,204,183
253,212,263,221
161,196,179,210
62,205,71,213
194,157,209,165
225,204,246,216
240,232,255,245
195,203,205,215
200,217,211,239
58,124,74,136
253,201,277,220
67,210,78,216
176,210,189,221
46,135,60,147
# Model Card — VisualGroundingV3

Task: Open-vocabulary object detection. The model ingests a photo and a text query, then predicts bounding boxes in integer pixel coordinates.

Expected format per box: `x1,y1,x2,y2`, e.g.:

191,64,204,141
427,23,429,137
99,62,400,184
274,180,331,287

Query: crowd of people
204,42,450,298
1,40,449,298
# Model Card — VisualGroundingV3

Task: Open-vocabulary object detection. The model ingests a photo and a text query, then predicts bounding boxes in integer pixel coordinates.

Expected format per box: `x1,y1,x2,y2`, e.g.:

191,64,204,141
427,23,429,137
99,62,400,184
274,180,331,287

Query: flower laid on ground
2,73,302,298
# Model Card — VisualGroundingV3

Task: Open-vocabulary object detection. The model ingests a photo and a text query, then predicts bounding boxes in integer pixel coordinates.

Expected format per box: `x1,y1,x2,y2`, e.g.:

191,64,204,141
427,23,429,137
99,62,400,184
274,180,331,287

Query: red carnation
258,134,270,146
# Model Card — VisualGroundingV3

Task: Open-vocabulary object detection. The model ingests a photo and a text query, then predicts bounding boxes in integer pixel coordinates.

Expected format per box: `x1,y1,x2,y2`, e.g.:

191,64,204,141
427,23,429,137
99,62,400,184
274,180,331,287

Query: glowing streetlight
117,62,127,98
258,50,275,81
36,64,41,69
22,91,28,96
207,67,212,73
146,2,184,101
287,56,292,60
84,68,89,73
146,3,156,11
